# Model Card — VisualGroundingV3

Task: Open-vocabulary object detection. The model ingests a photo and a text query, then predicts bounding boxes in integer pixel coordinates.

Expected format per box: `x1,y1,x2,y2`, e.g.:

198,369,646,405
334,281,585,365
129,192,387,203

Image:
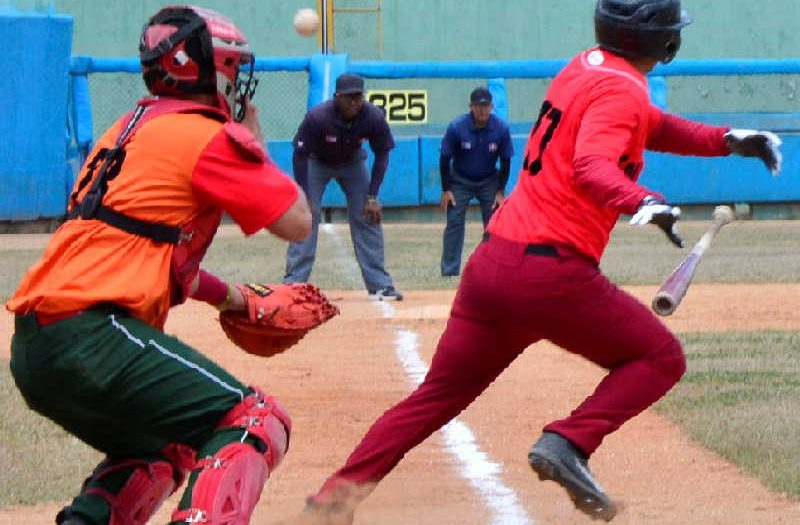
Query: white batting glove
630,196,684,248
725,129,782,176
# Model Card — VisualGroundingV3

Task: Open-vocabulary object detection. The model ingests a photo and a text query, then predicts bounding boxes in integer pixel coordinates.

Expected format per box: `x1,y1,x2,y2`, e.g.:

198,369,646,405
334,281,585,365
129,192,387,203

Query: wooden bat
651,205,735,316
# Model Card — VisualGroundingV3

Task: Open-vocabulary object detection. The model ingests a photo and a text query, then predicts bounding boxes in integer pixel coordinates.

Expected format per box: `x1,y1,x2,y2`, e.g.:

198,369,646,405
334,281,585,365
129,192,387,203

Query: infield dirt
2,284,799,524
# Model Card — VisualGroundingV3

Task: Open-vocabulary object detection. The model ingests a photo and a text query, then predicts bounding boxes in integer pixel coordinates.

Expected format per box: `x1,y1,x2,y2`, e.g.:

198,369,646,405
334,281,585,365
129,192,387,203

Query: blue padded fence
5,24,800,220
1,11,73,221
65,54,800,211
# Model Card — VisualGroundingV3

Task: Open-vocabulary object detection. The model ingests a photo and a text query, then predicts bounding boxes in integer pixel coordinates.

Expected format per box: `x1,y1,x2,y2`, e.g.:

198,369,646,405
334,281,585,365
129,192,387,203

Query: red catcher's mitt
219,283,339,357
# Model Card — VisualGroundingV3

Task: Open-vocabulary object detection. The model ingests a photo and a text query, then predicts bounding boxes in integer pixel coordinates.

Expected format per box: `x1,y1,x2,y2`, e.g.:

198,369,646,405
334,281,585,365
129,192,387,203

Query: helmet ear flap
139,8,215,97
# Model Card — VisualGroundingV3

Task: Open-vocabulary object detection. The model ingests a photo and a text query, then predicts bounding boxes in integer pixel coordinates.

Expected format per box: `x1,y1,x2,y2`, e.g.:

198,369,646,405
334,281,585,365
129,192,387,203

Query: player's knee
217,386,292,471
650,335,686,384
169,388,291,524
77,456,184,525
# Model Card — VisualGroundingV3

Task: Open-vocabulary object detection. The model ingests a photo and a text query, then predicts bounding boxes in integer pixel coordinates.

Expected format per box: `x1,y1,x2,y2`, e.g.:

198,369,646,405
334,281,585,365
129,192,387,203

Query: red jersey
8,99,299,327
489,47,727,262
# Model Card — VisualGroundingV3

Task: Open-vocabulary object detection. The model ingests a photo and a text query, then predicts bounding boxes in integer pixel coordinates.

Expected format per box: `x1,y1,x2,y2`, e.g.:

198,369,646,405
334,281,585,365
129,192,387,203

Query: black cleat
528,431,617,522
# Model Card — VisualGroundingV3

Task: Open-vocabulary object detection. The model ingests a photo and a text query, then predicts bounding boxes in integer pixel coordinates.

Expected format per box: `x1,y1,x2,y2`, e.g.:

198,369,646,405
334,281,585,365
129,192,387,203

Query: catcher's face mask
233,55,258,122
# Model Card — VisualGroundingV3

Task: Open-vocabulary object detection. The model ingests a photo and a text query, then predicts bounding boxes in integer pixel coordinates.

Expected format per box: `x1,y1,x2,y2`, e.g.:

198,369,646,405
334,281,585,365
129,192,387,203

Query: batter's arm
646,107,729,156
573,155,655,214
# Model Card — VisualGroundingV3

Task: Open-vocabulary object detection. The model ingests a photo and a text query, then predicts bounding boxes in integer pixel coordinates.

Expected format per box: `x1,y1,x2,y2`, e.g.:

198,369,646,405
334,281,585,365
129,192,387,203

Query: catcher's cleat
298,497,355,525
55,510,93,525
368,286,404,301
528,431,617,522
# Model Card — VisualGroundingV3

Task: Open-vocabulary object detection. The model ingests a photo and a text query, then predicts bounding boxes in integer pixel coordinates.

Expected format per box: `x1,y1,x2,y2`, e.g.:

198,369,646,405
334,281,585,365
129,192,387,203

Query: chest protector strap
67,99,226,244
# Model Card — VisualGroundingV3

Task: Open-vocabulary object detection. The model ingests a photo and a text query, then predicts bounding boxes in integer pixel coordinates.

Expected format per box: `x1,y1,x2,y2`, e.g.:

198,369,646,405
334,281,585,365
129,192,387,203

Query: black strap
93,205,181,244
68,104,181,244
139,16,205,62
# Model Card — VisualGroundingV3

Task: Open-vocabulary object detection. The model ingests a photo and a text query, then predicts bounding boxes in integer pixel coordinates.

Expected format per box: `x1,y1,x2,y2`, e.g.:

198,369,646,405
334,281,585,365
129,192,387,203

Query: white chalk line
320,224,533,525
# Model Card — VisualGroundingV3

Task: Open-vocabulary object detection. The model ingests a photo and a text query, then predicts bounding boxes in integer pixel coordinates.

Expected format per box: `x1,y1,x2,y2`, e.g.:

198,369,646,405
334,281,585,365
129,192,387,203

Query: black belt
524,244,558,257
482,233,559,258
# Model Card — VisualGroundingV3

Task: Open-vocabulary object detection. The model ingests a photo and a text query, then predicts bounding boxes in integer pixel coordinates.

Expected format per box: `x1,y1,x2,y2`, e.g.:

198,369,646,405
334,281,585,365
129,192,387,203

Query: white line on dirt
322,224,532,524
391,327,533,525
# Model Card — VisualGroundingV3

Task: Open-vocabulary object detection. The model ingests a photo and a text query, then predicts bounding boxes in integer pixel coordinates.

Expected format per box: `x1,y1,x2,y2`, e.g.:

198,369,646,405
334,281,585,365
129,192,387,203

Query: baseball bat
651,205,735,316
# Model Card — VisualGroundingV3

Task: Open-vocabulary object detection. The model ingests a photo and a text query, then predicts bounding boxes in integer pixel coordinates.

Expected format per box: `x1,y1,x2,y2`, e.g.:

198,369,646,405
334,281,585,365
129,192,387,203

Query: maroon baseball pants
316,234,685,500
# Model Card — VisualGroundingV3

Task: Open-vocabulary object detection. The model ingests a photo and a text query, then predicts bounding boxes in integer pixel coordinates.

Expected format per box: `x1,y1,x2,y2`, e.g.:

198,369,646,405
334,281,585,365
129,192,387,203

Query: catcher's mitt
219,283,339,357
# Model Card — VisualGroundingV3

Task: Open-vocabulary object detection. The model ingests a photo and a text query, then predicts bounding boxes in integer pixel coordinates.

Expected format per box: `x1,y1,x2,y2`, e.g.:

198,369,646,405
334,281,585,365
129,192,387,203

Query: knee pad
82,457,181,525
169,388,291,525
170,442,268,524
217,386,292,471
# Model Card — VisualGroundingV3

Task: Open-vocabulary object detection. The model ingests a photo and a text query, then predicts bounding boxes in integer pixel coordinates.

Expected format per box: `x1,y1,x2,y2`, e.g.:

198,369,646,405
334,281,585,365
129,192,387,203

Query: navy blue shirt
440,113,513,180
293,100,395,195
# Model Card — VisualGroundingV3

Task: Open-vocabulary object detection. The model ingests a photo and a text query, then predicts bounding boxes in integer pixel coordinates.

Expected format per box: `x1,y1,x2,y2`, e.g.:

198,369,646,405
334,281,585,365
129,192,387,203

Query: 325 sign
367,89,428,124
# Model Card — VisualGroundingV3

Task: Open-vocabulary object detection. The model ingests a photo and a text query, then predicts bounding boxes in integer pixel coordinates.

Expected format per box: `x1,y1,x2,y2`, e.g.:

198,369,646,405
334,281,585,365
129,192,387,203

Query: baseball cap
470,87,492,105
335,73,365,95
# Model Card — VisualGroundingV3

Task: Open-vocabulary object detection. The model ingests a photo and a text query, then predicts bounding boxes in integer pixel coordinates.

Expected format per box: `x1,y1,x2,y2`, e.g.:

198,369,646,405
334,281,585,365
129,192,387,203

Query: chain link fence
86,70,309,141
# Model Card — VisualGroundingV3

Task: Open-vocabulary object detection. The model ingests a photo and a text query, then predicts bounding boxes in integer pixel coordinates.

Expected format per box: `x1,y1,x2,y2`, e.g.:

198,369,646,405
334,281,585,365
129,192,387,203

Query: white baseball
293,8,320,37
713,205,735,225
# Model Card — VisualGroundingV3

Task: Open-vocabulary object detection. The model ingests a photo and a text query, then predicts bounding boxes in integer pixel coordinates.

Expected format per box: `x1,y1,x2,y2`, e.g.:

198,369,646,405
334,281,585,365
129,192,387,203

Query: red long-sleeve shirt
489,47,729,262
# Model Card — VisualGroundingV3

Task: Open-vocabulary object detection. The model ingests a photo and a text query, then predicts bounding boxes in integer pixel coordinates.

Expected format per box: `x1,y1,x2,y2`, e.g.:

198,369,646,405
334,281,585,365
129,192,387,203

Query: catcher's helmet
594,0,691,64
139,5,256,121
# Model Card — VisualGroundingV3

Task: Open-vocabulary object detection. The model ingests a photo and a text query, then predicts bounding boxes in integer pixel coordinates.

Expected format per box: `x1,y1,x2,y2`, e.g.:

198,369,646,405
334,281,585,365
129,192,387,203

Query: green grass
2,219,800,505
0,362,101,506
198,219,800,294
657,331,800,497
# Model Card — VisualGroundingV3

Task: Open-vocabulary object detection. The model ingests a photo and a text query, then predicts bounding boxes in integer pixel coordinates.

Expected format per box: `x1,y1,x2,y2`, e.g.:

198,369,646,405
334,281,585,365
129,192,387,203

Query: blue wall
4,11,800,221
0,10,72,220
267,124,799,209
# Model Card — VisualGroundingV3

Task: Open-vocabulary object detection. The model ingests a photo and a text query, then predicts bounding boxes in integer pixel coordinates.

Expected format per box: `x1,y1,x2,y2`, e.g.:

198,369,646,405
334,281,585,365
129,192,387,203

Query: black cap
335,73,365,95
470,87,492,105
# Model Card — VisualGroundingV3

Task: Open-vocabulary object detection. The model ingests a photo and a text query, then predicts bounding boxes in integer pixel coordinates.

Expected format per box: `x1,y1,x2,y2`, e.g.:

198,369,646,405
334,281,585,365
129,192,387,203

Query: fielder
7,6,318,525
298,0,782,522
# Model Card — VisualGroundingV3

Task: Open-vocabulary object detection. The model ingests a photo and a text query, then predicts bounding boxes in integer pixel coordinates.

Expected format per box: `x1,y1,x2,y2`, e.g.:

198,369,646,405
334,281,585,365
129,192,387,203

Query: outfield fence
5,10,800,221
66,54,800,213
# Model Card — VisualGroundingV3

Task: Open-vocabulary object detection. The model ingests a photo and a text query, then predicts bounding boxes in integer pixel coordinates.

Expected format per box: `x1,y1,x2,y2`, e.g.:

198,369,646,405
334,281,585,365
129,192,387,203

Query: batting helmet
139,5,256,121
594,0,692,64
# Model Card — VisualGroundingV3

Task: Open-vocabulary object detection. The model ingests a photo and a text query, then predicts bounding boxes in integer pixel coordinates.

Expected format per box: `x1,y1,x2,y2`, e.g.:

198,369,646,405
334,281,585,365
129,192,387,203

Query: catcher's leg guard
64,454,187,525
170,387,291,524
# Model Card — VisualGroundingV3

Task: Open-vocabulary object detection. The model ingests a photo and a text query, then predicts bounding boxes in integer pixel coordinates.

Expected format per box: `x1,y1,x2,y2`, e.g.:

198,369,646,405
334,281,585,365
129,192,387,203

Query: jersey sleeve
500,123,514,159
646,105,730,156
192,128,299,235
440,123,458,158
368,108,396,153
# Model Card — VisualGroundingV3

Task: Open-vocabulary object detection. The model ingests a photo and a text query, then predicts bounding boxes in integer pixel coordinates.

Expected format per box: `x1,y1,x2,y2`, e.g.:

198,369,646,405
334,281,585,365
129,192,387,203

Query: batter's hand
725,129,782,175
440,191,456,212
364,198,383,225
630,196,684,248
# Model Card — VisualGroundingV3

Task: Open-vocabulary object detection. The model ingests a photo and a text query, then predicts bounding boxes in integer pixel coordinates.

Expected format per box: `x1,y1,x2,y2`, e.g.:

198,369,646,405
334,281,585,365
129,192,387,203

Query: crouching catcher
6,5,313,525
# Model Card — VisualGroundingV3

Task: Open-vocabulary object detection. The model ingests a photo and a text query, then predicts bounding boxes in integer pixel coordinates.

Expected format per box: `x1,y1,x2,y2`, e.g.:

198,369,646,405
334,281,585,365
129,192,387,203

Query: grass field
1,218,799,506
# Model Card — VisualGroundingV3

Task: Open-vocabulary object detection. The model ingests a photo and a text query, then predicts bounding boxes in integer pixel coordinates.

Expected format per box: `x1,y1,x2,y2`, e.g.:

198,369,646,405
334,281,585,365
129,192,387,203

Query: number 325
368,91,427,124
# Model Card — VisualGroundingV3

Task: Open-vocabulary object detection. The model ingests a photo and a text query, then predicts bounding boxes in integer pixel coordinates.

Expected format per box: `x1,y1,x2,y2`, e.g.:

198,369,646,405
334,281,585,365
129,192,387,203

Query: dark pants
441,171,500,276
317,234,686,497
284,154,394,292
10,307,250,524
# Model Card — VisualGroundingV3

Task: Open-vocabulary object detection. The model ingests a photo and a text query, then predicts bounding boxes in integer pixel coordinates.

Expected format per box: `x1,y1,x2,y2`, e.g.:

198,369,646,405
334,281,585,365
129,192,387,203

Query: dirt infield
2,284,800,524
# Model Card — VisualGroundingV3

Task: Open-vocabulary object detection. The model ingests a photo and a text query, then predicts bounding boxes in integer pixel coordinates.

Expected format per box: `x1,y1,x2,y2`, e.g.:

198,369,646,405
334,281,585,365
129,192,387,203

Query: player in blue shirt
439,87,514,276
284,73,402,300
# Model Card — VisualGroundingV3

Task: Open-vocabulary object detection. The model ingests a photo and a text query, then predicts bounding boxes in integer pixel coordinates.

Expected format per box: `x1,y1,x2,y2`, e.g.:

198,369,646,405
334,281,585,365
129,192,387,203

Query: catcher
6,6,336,525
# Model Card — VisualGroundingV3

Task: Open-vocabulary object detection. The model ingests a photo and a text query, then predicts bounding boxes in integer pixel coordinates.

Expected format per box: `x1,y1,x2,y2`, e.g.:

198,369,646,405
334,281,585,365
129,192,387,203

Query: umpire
439,87,514,276
284,73,403,301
